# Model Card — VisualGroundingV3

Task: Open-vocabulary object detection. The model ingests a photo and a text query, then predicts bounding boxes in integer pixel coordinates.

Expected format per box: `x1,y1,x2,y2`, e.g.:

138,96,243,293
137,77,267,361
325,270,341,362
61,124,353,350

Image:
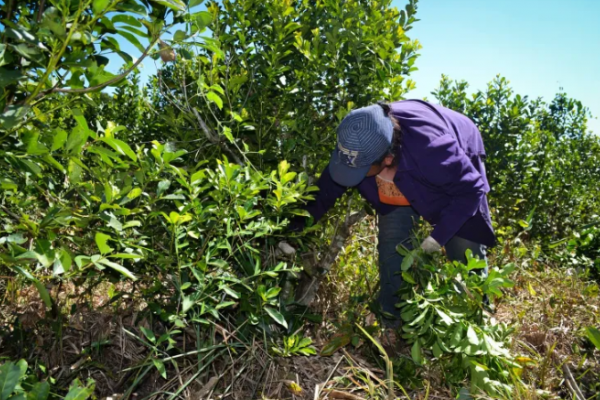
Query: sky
398,0,600,134
111,0,600,134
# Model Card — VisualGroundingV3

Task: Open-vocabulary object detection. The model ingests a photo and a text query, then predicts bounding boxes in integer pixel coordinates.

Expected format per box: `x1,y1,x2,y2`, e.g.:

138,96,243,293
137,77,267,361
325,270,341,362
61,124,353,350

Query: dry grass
497,265,600,399
1,255,599,400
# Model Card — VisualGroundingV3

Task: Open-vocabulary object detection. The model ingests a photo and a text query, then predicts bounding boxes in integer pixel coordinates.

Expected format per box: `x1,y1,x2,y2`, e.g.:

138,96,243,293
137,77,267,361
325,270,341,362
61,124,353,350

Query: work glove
420,236,442,253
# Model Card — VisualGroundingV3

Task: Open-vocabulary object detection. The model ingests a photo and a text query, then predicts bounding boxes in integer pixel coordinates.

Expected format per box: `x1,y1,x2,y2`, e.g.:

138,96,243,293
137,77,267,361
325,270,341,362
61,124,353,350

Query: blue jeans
377,207,489,328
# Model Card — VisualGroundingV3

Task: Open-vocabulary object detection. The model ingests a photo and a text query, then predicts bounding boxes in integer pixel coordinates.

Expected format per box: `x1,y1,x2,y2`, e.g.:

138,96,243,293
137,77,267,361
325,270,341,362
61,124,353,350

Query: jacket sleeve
417,134,487,246
306,166,348,221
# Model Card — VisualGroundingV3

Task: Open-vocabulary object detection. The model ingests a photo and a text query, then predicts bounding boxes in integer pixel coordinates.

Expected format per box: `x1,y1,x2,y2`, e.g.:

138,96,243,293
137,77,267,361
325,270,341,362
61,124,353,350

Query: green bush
397,246,518,397
0,359,94,400
433,75,600,244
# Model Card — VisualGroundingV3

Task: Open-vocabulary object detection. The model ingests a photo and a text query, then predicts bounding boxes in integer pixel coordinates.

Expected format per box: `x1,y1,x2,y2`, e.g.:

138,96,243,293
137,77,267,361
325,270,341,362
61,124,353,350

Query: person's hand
420,236,442,253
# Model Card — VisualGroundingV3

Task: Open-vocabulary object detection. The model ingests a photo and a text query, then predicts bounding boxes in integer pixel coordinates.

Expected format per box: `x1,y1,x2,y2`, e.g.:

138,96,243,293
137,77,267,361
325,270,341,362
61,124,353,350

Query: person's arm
417,134,486,247
289,166,348,231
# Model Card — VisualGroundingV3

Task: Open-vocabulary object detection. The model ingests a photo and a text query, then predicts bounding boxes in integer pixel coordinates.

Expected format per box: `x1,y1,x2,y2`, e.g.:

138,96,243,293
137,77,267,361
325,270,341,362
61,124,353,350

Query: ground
1,258,599,399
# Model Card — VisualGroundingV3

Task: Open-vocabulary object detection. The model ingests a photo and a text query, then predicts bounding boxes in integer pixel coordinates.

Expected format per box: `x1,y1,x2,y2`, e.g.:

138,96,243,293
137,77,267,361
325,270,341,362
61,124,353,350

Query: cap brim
328,150,371,187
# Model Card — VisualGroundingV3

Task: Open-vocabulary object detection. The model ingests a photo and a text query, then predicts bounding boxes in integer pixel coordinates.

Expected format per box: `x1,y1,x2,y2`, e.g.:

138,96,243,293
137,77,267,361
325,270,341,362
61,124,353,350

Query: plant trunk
294,210,366,306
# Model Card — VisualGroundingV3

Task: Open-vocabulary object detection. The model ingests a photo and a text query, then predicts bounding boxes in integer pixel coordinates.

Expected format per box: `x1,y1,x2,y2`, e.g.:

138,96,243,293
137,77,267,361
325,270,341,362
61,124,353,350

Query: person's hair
372,101,402,166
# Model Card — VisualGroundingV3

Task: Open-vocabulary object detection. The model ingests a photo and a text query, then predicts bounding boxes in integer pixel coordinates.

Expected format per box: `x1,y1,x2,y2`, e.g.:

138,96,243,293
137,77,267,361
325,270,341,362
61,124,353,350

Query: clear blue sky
399,0,600,134
110,0,600,134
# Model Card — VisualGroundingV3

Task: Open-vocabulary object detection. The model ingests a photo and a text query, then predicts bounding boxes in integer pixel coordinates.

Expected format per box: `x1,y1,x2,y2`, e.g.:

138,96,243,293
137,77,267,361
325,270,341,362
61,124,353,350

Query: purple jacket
303,100,496,248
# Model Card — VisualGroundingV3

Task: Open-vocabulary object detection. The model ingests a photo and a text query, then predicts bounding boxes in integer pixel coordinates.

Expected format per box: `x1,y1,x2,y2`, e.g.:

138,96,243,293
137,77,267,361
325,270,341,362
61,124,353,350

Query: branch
36,0,46,23
190,108,244,165
295,208,367,306
42,38,159,96
0,205,21,222
561,361,585,400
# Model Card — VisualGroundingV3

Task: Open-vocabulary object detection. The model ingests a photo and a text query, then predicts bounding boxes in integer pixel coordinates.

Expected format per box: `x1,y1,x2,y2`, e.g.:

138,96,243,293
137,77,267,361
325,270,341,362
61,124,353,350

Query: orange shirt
376,175,410,206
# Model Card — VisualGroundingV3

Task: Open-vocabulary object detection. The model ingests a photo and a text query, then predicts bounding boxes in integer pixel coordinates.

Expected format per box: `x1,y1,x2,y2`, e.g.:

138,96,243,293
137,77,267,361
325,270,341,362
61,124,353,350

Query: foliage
1,0,424,394
548,224,600,277
151,0,420,169
0,0,198,131
0,359,94,400
3,0,600,397
271,333,317,357
396,246,519,397
433,75,600,244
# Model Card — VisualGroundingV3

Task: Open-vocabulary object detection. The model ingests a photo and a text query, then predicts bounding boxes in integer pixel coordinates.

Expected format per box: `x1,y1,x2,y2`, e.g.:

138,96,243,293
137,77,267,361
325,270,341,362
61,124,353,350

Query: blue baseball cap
328,104,394,187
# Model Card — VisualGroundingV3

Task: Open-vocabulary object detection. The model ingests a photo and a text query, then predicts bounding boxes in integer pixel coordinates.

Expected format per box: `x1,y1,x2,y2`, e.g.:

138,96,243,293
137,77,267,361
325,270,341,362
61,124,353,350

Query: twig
44,38,159,95
190,107,244,165
324,390,366,400
316,355,345,400
0,205,20,222
561,361,585,400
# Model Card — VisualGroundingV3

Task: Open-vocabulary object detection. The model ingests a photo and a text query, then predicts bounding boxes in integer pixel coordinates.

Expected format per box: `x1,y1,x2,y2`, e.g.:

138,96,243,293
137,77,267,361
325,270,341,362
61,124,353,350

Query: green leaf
265,306,288,328
116,30,145,53
173,30,187,41
53,249,69,276
11,44,45,66
401,253,414,271
41,7,66,37
51,129,68,151
222,286,240,299
402,270,416,285
33,280,52,309
222,126,234,143
101,138,137,161
411,340,422,365
68,159,83,183
0,105,30,130
432,341,443,358
153,360,167,379
127,187,142,199
215,300,236,309
320,333,351,356
0,362,23,400
65,128,88,154
157,180,171,196
435,308,454,325
139,326,155,343
115,2,147,16
152,0,186,12
63,379,94,400
112,15,143,27
97,259,137,281
182,296,194,313
92,0,110,13
110,253,143,259
586,326,600,349
206,91,223,109
0,68,23,88
95,232,113,255
191,11,212,31
449,324,464,347
466,325,480,346
27,381,50,400
189,0,204,7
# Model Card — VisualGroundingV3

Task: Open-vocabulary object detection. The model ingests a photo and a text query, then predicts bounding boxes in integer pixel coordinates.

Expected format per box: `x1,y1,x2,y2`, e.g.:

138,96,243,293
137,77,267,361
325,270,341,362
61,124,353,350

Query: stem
36,0,46,23
50,38,160,95
24,1,88,105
